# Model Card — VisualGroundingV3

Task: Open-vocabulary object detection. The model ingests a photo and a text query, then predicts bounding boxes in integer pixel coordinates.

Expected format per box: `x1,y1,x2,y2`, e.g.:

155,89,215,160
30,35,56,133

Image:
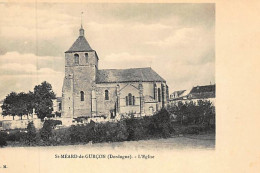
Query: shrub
182,125,208,134
93,121,128,143
69,121,95,144
40,120,53,143
52,128,71,145
0,132,7,147
45,119,62,127
7,133,16,141
26,122,37,145
68,120,129,144
7,131,26,142
125,117,151,141
149,108,174,138
168,100,215,126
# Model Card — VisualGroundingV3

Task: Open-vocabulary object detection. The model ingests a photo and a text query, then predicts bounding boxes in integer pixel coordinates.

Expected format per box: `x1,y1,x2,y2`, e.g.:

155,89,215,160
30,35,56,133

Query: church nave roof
96,67,166,83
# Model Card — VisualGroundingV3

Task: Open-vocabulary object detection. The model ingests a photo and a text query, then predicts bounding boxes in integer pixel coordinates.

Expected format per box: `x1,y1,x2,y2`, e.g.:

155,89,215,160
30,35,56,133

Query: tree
1,92,18,120
1,92,35,120
24,91,34,119
34,81,56,120
16,92,28,120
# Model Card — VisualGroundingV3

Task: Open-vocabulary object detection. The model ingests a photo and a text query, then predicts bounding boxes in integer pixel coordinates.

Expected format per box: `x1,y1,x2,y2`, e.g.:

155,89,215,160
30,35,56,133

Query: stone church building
62,25,169,119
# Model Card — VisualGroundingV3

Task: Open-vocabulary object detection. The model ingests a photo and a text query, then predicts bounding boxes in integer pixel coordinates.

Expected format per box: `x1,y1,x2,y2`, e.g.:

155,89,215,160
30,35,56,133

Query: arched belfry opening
74,54,79,64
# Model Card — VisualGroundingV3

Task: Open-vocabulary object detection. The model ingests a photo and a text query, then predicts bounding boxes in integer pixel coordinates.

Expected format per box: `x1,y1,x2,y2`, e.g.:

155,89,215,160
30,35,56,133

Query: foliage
125,117,150,141
26,122,37,145
0,132,8,147
33,81,56,120
51,128,71,145
47,120,62,126
1,92,35,120
68,120,129,144
40,120,53,142
168,100,215,126
183,124,210,134
1,100,215,146
1,92,19,120
7,131,27,142
149,108,174,138
39,120,62,144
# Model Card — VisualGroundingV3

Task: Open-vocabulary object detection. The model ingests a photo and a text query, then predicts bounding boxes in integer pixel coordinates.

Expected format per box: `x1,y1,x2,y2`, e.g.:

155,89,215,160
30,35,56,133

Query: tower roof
65,26,93,53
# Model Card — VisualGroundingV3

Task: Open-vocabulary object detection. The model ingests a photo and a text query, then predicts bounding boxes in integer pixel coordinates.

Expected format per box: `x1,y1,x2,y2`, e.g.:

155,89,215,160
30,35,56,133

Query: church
61,25,169,119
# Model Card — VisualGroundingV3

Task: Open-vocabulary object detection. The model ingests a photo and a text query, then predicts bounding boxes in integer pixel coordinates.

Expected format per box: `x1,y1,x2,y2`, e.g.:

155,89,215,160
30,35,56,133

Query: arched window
126,93,135,106
85,53,89,63
125,96,128,106
128,93,132,105
158,88,161,102
80,91,84,101
74,54,79,64
105,90,109,100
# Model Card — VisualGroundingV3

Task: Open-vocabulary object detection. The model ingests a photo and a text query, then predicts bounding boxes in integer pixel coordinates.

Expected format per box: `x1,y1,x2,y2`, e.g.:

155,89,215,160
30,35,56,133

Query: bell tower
62,25,99,118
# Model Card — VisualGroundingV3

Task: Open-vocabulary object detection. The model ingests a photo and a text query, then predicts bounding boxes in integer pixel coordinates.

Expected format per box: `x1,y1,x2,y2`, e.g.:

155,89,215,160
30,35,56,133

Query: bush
40,120,53,143
7,131,26,142
68,120,129,144
26,122,37,145
45,119,62,127
168,100,215,126
125,117,151,141
52,128,71,145
173,124,211,135
0,132,8,147
94,121,128,143
69,124,92,144
148,108,175,138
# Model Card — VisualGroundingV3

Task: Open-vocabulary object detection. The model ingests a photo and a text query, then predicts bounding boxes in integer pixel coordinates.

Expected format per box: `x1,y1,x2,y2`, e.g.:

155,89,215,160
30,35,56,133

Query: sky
0,3,215,100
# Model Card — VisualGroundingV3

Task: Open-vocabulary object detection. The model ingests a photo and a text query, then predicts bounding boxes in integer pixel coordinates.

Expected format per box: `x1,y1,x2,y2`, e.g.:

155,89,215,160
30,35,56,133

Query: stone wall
62,51,98,118
0,119,43,130
95,86,117,117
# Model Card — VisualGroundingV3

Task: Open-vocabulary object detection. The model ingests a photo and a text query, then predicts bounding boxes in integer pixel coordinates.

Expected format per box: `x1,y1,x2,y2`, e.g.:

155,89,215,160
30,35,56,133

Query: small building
169,84,215,105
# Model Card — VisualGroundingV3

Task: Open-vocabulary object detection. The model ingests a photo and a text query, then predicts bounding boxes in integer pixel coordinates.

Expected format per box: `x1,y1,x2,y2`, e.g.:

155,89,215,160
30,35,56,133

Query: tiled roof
189,84,216,99
171,90,186,97
65,36,93,53
190,85,215,94
96,67,166,83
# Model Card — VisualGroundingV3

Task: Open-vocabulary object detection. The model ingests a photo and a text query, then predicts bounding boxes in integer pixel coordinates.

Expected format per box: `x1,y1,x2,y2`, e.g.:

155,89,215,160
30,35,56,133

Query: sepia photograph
2,1,259,173
0,3,215,150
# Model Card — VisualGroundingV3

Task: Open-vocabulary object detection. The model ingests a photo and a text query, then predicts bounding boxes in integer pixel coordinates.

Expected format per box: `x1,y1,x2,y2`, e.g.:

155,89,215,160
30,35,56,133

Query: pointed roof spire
79,12,84,36
65,12,93,53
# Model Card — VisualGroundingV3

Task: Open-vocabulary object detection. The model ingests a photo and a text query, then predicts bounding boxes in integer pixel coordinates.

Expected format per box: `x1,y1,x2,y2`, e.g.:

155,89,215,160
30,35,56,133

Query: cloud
0,4,77,40
0,74,64,101
0,3,215,99
0,52,63,72
100,52,155,69
0,51,64,99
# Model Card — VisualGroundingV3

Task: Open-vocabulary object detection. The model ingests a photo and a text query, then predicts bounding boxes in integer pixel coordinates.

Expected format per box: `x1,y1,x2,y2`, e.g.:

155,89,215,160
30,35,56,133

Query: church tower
62,25,99,118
